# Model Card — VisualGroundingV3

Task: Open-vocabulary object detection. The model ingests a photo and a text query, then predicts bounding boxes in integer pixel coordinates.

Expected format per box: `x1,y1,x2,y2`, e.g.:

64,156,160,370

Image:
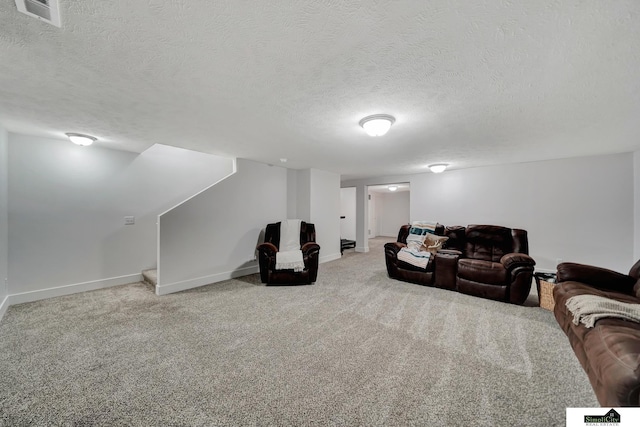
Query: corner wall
157,158,288,294
7,134,234,303
0,127,8,318
289,169,341,263
344,153,634,273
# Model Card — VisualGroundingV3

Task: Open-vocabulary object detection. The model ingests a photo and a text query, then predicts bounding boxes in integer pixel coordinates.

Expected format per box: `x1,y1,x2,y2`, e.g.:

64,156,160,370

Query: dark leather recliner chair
456,225,536,305
257,221,320,285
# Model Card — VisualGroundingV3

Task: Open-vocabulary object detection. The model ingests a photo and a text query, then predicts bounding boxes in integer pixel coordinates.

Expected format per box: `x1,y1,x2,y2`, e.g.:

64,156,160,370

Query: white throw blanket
565,294,640,328
397,247,431,269
397,220,437,269
275,219,305,272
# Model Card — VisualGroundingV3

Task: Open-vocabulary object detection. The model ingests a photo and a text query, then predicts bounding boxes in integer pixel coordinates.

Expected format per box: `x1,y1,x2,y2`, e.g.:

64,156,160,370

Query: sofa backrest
630,259,640,299
443,226,466,251
464,225,528,262
395,223,528,260
396,223,446,244
630,259,640,280
264,221,316,250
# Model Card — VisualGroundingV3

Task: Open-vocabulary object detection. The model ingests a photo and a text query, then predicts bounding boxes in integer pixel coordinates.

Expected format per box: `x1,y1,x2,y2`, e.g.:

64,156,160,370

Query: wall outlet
124,216,135,225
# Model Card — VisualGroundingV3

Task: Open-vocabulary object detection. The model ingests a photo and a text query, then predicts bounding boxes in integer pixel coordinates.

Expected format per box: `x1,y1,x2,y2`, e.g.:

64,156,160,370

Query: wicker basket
539,280,556,311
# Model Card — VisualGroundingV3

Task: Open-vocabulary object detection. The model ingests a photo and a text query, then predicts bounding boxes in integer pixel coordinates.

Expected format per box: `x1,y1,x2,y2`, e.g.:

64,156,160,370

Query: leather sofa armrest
437,249,462,256
500,253,535,270
301,242,320,257
434,250,460,290
384,242,406,256
257,242,278,283
257,242,278,257
557,262,636,295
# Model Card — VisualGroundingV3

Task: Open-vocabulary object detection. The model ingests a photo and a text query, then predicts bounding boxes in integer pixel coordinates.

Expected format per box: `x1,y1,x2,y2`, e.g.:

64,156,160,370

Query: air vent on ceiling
15,0,61,27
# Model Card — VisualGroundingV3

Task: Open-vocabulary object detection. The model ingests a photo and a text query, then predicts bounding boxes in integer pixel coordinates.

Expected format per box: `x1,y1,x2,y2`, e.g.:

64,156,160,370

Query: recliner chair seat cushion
458,259,507,285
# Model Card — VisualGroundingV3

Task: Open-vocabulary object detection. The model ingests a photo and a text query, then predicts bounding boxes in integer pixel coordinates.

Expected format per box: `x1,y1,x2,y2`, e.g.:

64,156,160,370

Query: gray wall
635,151,640,262
289,168,342,263
295,169,312,223
368,192,379,237
0,127,8,310
157,158,288,293
377,191,410,237
8,134,233,299
343,152,635,273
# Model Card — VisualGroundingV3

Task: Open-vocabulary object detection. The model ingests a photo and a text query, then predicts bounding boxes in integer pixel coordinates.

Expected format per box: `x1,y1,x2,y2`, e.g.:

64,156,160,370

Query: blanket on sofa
275,219,305,272
566,294,640,328
397,221,444,269
397,247,431,269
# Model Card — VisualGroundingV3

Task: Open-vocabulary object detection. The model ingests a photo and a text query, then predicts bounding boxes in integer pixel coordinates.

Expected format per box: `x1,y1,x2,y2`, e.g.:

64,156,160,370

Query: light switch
124,216,135,225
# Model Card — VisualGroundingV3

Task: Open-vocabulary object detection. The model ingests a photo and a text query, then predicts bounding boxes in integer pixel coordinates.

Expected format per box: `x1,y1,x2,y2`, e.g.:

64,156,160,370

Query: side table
534,272,557,311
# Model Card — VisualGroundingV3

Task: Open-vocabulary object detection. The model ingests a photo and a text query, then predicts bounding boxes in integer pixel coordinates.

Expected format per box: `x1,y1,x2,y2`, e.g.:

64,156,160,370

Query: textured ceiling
1,1,639,180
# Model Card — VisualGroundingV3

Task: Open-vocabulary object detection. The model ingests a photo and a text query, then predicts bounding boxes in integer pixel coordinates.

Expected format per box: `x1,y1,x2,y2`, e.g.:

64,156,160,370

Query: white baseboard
355,246,369,253
0,295,9,322
319,252,342,264
156,265,260,296
8,273,143,306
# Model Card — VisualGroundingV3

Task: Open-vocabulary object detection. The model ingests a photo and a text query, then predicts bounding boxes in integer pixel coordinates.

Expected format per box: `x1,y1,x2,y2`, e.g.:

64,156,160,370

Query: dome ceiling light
359,114,395,137
66,133,97,146
388,185,398,192
428,163,449,173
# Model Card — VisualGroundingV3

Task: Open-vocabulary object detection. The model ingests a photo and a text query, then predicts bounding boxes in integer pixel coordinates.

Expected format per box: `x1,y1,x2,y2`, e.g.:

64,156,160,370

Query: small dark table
340,239,356,255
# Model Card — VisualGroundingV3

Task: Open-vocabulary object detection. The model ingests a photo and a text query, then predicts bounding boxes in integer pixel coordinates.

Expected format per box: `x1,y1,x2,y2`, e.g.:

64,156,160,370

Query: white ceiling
1,1,639,180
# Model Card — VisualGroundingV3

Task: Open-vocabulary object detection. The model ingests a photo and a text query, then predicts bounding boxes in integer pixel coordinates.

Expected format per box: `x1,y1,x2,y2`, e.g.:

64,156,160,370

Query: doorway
367,183,410,238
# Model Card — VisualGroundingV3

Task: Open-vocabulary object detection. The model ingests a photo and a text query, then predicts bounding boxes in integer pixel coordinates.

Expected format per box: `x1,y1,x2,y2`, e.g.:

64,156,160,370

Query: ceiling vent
15,0,61,27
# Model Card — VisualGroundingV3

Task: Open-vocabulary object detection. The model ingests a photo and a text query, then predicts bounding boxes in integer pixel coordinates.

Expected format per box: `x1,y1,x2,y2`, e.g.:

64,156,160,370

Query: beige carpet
0,237,597,426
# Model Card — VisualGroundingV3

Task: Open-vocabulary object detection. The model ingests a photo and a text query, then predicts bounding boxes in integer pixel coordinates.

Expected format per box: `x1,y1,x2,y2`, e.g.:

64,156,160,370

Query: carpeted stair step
142,269,157,288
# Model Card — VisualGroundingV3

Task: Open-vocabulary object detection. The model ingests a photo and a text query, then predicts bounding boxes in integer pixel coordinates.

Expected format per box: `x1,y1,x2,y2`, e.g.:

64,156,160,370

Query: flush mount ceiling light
428,163,449,173
359,114,395,137
66,133,96,146
388,185,398,192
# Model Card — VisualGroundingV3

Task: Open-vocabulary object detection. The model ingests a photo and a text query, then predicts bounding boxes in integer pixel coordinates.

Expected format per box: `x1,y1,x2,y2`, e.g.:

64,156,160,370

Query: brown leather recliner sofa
553,259,640,406
384,224,536,304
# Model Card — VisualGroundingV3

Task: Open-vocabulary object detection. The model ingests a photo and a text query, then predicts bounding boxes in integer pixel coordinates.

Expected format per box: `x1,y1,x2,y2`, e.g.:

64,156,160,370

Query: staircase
142,269,158,290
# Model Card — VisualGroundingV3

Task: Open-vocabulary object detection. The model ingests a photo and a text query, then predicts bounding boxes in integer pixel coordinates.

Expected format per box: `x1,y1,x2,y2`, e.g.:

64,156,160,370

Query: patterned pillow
420,234,449,254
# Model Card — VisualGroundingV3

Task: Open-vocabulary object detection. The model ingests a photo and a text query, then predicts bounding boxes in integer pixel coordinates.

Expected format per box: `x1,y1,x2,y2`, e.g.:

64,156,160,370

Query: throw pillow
420,234,449,254
406,233,426,251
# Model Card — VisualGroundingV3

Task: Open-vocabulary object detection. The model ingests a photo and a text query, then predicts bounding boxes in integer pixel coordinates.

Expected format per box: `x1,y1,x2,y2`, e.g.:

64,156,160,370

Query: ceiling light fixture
428,163,449,173
66,133,96,146
388,185,398,192
359,114,395,137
